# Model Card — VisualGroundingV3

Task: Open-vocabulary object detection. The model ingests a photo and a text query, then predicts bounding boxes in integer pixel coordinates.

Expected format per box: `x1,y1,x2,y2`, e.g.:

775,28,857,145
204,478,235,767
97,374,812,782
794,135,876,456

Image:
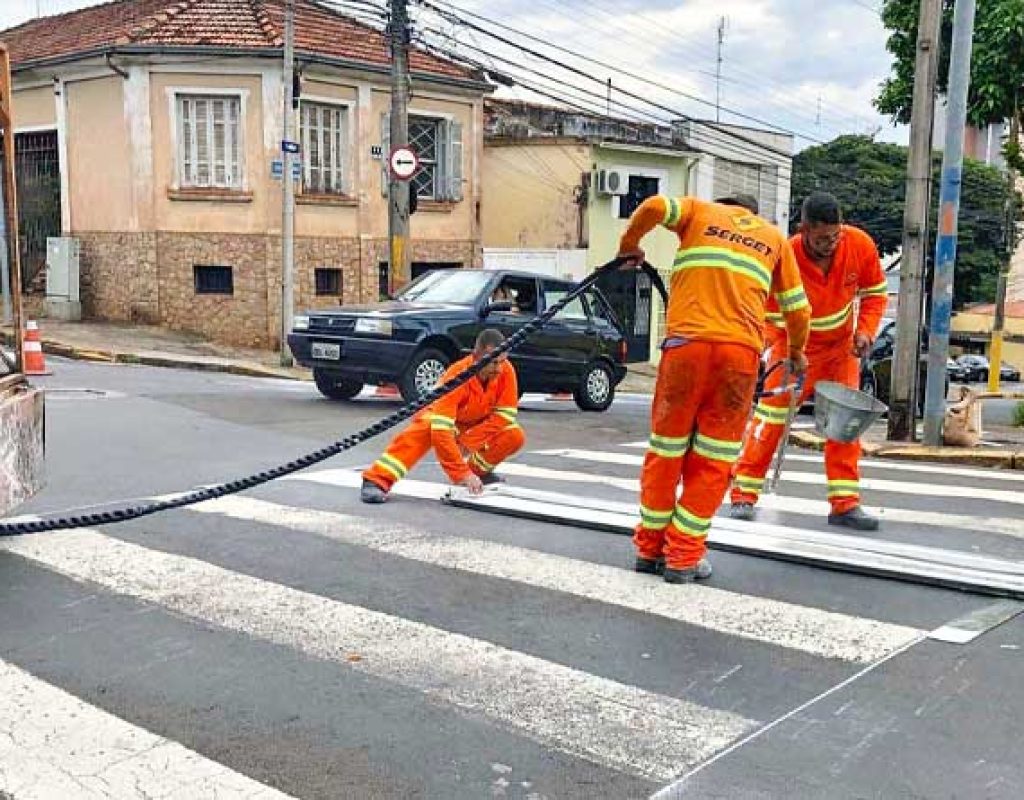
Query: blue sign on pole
282,140,300,154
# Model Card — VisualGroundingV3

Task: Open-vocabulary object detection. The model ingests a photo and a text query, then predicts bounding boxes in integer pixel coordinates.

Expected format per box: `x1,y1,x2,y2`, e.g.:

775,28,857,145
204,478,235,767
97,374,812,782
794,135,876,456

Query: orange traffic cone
22,320,51,376
374,384,400,398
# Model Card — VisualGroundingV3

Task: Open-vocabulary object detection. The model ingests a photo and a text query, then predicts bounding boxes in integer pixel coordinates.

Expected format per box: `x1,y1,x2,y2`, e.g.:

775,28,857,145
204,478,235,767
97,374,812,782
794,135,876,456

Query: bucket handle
755,360,805,400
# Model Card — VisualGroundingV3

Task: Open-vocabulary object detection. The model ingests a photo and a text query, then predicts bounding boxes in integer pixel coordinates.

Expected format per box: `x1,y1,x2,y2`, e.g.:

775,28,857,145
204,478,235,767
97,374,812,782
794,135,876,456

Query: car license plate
311,342,341,360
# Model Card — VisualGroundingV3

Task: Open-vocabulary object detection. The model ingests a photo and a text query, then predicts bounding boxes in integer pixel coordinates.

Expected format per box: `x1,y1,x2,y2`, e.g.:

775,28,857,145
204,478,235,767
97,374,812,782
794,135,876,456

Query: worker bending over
731,192,887,530
617,193,810,583
361,329,524,503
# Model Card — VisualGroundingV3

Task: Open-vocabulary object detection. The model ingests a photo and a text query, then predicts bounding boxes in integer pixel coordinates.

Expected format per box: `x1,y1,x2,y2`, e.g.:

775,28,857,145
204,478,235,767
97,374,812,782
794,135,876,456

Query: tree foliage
875,0,1024,171
791,136,1022,307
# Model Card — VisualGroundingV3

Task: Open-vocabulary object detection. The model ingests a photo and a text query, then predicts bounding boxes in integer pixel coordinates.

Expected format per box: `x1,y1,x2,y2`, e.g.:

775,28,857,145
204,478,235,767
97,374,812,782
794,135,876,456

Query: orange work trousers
731,344,861,513
363,413,525,491
636,340,759,570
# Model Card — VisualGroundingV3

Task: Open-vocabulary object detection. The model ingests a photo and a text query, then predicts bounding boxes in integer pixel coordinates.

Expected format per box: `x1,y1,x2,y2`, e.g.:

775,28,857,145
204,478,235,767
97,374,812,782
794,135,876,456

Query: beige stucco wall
481,141,588,249
952,311,1024,370
67,76,133,232
13,85,56,129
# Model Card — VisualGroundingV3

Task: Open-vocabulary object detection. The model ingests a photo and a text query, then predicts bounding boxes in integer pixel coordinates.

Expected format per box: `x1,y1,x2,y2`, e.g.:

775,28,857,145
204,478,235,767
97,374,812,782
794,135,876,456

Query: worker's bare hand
852,332,872,358
616,248,645,270
786,350,809,378
460,474,484,495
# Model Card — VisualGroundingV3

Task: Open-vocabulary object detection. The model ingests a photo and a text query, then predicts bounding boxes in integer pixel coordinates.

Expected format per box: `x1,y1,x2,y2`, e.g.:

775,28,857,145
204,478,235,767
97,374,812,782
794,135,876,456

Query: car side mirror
482,301,513,317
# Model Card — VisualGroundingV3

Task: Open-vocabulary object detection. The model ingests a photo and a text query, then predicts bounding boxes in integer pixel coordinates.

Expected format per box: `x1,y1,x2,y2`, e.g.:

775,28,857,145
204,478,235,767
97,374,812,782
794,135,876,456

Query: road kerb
788,429,1020,469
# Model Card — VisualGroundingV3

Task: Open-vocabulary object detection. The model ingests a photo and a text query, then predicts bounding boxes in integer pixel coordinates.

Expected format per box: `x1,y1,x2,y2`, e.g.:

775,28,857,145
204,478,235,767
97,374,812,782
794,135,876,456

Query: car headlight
355,317,394,336
293,314,310,331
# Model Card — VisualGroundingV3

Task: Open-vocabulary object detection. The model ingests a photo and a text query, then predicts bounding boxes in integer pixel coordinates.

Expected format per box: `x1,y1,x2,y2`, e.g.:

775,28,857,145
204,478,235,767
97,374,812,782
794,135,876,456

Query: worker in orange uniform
730,192,888,530
361,328,525,503
617,193,810,584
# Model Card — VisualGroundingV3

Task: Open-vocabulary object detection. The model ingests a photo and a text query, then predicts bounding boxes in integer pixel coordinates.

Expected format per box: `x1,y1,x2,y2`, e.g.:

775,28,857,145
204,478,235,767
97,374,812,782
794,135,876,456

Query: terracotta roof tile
0,0,479,83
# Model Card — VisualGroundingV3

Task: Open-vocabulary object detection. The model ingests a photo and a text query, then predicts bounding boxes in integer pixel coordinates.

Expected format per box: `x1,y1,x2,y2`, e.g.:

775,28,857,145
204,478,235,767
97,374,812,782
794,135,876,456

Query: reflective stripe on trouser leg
468,423,526,475
362,417,432,491
823,353,863,515
730,401,788,506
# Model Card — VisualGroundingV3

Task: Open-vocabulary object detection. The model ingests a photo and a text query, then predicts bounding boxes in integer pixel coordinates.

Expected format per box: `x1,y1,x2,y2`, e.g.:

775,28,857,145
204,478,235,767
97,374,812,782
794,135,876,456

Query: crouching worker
361,329,525,503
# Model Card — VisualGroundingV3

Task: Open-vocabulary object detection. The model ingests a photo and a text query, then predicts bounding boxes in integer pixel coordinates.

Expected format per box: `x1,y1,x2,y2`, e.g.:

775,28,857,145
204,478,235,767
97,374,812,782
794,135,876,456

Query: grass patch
1014,402,1024,428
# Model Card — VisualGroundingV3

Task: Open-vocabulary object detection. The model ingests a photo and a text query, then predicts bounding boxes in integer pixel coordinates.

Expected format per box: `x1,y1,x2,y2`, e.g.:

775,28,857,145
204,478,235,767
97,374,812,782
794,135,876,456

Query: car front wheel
574,361,615,412
313,369,363,401
400,347,451,403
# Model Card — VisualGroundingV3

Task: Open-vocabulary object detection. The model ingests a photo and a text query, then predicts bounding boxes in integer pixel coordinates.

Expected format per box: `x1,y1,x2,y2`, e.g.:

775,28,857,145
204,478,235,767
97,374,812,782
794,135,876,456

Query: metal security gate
14,131,61,288
595,268,653,363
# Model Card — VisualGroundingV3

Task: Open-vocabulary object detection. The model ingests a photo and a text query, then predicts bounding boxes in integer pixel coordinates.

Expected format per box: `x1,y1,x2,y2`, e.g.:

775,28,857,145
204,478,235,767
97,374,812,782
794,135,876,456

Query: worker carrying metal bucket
730,192,889,531
361,329,525,503
616,192,811,584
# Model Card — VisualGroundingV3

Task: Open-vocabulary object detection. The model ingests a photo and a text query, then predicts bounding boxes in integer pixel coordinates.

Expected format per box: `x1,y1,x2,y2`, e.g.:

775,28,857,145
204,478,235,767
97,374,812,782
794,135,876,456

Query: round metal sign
389,146,420,181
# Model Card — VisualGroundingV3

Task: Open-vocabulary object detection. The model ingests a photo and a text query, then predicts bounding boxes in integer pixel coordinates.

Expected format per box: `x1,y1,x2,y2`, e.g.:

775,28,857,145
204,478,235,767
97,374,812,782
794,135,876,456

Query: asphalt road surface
2,359,1023,799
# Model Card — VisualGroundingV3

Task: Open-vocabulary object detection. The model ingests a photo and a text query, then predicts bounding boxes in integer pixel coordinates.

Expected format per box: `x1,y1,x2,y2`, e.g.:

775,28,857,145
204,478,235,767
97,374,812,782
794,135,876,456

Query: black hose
1,257,654,536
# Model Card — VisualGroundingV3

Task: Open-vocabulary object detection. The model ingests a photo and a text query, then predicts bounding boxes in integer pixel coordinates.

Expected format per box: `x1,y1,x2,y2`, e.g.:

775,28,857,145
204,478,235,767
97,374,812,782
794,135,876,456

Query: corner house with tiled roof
1,0,490,346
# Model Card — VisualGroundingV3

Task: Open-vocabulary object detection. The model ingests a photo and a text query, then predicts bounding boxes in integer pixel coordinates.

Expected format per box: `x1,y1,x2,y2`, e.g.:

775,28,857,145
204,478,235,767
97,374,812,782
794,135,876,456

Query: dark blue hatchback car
288,269,628,411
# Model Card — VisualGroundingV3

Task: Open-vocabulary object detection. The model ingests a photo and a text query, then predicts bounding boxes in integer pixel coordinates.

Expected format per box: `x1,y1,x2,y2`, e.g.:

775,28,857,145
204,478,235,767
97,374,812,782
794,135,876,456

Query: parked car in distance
946,358,970,383
1000,361,1022,383
955,354,991,383
860,324,947,412
288,269,628,411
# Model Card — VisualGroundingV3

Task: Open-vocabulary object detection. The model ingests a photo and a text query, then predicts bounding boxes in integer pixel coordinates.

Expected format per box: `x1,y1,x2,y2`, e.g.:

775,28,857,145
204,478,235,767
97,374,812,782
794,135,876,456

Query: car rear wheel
574,361,615,412
313,369,363,401
400,347,451,403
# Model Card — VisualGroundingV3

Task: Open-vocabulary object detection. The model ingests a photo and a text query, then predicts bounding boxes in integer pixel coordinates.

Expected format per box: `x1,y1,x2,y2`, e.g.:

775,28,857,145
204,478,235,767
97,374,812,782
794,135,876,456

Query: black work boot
663,559,714,584
729,502,756,521
634,556,666,575
827,506,879,532
360,479,388,504
479,471,506,486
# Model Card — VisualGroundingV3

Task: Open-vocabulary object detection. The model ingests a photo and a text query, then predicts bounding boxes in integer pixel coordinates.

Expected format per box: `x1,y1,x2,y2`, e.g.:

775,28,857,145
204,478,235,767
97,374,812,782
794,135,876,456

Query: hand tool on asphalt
764,368,805,495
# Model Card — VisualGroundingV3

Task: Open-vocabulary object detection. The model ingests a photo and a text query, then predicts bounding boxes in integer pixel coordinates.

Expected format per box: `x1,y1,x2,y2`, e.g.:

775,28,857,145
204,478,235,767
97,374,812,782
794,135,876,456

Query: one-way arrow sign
388,145,420,181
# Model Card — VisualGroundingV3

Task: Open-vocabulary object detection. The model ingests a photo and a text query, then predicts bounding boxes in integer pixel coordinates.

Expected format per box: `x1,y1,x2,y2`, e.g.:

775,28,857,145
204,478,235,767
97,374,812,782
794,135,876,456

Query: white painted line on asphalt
193,496,923,663
529,449,1024,505
0,658,292,800
928,600,1024,644
0,531,753,782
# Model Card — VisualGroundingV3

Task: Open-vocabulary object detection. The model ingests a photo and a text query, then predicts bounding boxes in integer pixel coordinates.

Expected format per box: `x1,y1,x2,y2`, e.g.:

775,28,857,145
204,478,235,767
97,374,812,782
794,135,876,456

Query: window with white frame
380,112,463,201
176,94,243,189
301,102,348,195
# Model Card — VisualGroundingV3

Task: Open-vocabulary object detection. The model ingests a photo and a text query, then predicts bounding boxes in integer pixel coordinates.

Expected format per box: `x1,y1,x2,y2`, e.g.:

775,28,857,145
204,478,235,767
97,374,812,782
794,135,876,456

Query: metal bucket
813,381,888,443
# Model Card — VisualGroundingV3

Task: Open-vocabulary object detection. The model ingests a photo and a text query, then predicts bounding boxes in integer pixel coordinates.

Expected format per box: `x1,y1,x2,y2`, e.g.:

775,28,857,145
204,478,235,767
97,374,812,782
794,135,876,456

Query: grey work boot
360,479,389,504
663,559,714,584
827,506,879,532
729,502,756,521
634,556,666,576
479,471,506,486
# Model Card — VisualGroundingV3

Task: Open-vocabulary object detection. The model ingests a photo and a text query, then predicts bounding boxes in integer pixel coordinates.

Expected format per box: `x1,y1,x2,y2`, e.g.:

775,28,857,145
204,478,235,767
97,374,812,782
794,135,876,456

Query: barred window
177,95,242,189
301,102,348,195
380,113,463,201
315,268,343,296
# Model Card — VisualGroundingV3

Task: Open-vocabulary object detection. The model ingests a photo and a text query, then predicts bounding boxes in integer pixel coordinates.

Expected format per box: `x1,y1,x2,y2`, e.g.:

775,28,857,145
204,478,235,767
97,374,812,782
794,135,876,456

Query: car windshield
395,270,491,305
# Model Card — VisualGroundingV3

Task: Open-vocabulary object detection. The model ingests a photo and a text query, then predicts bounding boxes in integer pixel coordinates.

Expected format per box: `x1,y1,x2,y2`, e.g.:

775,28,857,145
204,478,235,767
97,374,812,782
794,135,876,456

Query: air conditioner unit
595,168,628,196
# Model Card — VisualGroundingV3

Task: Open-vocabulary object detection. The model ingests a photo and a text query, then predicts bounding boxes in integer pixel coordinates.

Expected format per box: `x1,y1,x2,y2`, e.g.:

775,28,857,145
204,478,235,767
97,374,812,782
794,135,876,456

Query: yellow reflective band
471,452,494,472
503,423,523,432
811,302,853,331
672,505,713,537
495,408,517,424
734,475,765,492
859,280,889,297
648,432,690,459
673,246,771,291
640,505,674,530
692,433,743,463
776,286,810,312
662,196,682,227
376,454,407,481
827,479,860,498
765,311,785,328
754,403,790,425
429,413,456,431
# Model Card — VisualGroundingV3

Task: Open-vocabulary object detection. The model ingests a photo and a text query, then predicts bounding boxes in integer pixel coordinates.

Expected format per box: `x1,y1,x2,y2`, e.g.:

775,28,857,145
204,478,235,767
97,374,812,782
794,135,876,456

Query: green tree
791,135,1021,307
874,0,1024,171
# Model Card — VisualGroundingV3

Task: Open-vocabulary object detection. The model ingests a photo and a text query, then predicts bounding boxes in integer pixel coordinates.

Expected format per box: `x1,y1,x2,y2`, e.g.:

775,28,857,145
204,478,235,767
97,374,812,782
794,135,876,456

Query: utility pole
715,17,726,123
988,112,1019,393
280,0,296,367
923,0,977,446
888,0,942,441
388,0,412,293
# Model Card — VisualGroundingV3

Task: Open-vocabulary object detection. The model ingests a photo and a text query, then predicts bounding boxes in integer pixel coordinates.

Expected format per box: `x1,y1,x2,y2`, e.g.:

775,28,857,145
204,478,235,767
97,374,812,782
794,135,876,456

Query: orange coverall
363,356,525,491
731,225,887,513
621,196,811,570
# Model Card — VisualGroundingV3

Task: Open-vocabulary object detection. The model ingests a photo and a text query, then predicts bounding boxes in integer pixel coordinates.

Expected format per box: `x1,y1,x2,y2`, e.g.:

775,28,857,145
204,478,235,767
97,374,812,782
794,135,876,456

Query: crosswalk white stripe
0,658,292,800
526,450,1024,506
620,442,1024,484
0,531,753,782
193,496,922,663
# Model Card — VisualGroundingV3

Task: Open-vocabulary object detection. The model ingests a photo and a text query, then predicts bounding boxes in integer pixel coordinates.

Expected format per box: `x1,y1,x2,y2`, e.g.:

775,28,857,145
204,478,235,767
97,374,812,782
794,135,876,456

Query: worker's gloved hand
852,332,872,358
786,350,809,378
615,248,645,270
459,473,484,496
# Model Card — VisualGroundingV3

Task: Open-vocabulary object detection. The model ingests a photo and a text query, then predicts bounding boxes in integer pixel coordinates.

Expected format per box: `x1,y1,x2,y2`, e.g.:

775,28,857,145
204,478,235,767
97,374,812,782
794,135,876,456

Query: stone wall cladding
77,232,159,323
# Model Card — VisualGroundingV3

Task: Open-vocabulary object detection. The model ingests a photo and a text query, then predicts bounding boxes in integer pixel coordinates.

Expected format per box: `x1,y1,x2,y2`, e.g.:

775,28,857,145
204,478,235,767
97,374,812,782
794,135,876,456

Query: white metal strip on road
524,450,1024,506
192,496,922,663
0,531,753,782
619,442,1024,484
0,658,292,800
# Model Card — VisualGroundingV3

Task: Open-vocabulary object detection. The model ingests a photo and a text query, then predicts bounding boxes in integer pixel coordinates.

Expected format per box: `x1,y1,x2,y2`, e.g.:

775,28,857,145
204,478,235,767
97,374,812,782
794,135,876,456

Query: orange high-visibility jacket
619,196,811,356
422,355,519,482
765,225,888,354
